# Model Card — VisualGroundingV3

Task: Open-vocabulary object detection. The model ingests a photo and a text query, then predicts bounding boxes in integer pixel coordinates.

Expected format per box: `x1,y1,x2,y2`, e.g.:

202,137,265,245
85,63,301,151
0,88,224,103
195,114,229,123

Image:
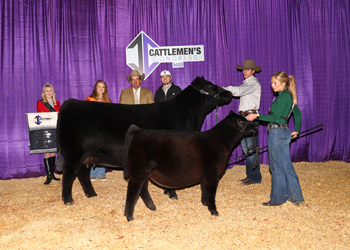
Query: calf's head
191,76,232,105
227,111,258,136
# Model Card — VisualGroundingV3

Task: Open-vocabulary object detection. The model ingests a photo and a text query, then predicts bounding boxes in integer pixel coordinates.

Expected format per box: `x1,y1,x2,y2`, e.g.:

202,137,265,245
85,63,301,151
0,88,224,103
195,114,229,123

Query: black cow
57,77,232,205
123,111,258,221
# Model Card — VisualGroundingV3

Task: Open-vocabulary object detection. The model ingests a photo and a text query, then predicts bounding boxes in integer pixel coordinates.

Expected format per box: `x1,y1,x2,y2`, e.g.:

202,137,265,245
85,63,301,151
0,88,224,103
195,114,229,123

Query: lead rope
244,133,260,170
216,107,258,168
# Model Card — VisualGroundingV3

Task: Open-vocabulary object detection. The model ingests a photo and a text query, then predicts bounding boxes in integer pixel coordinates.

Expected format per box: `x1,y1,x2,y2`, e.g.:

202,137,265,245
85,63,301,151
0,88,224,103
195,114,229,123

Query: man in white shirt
223,60,262,185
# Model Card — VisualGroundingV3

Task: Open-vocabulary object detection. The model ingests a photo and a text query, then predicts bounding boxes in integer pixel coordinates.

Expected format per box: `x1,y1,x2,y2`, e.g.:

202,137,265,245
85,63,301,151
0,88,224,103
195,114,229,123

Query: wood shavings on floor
0,161,349,249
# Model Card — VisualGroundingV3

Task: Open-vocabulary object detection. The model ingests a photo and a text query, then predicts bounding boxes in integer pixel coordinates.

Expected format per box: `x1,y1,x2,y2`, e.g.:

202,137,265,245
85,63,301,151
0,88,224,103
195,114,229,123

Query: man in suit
119,70,154,104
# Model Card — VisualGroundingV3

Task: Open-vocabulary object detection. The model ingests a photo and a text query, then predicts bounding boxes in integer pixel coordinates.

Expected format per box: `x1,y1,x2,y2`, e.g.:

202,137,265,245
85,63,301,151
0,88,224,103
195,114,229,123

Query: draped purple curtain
0,0,349,180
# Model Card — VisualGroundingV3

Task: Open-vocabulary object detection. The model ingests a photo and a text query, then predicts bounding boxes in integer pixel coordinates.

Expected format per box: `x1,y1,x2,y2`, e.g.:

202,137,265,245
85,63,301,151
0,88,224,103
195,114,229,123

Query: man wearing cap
120,70,154,104
154,70,182,103
223,59,262,185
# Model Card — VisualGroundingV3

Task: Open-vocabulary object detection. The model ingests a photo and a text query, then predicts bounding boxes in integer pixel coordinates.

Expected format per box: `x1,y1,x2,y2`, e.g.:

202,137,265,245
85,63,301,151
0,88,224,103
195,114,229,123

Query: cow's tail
56,110,63,172
123,124,139,180
56,150,63,172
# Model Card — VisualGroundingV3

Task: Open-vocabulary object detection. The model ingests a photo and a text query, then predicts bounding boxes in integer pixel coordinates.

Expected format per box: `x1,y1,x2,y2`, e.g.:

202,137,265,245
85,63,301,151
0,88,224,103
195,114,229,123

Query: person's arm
223,81,257,97
257,100,289,123
292,105,301,133
246,93,290,123
55,100,61,112
174,85,182,94
154,89,160,103
148,90,154,104
119,90,125,104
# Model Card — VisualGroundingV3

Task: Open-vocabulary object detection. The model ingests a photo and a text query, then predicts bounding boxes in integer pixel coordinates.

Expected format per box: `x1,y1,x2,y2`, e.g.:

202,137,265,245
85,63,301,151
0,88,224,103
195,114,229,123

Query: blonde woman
37,83,61,184
246,71,304,206
85,80,111,181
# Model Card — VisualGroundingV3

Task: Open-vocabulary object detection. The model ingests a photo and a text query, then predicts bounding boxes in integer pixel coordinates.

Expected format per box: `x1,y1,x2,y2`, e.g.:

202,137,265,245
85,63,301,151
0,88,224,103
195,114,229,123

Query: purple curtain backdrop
0,0,349,180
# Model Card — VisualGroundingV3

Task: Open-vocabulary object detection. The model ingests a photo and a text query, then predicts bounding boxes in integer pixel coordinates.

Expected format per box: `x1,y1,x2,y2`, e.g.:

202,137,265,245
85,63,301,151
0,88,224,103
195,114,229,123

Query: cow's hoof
169,194,178,200
210,210,219,216
164,189,178,200
126,216,134,222
85,193,97,198
64,201,74,205
144,202,156,211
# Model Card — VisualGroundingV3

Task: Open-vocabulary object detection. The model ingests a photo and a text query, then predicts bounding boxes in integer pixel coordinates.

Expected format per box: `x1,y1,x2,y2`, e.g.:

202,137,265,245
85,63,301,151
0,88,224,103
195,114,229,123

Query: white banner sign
26,112,58,154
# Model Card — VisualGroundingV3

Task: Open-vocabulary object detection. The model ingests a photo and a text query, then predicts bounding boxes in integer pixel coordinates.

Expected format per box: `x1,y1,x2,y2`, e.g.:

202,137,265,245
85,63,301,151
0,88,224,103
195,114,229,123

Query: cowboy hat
126,70,145,82
236,60,262,72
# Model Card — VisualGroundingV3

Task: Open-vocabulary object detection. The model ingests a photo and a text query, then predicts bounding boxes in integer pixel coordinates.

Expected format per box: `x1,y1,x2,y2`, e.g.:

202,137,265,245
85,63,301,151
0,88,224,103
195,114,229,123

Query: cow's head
191,76,232,105
227,111,258,136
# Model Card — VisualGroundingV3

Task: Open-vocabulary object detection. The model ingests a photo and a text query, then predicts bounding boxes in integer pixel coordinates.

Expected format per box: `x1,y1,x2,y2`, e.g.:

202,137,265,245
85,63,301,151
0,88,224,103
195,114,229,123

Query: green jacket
258,89,301,132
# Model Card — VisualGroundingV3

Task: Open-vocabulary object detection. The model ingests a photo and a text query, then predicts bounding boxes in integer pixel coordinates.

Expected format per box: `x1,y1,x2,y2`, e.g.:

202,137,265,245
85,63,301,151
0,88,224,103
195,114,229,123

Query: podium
26,112,58,154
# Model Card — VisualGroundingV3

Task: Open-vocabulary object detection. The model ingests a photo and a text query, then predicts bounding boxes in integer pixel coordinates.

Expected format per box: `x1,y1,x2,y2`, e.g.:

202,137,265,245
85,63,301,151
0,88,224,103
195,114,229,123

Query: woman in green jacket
246,71,304,206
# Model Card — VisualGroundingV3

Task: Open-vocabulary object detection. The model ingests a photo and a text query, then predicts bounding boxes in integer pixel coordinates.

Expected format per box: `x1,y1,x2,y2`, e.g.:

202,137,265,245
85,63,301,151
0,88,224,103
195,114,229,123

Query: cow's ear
227,111,236,126
227,115,237,127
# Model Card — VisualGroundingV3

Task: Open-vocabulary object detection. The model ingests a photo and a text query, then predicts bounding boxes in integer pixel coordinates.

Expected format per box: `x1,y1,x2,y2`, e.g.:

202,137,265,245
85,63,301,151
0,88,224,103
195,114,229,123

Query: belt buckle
268,123,280,130
248,110,256,114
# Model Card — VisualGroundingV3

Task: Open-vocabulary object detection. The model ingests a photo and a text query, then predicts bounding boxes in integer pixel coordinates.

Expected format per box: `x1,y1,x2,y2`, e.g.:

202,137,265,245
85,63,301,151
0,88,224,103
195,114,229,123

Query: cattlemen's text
149,47,202,56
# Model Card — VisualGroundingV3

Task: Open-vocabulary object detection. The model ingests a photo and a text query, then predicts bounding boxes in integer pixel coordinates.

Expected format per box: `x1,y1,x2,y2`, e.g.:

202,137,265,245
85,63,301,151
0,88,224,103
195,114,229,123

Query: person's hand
246,114,257,121
291,131,299,139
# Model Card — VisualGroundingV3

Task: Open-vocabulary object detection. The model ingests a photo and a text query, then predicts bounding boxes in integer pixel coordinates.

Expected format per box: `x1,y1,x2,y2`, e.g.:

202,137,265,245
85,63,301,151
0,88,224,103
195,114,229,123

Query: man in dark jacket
154,70,182,102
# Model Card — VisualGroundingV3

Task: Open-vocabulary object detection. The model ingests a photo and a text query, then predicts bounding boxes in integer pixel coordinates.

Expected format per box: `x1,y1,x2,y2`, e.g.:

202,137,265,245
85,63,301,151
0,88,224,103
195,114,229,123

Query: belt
268,123,287,130
239,110,257,116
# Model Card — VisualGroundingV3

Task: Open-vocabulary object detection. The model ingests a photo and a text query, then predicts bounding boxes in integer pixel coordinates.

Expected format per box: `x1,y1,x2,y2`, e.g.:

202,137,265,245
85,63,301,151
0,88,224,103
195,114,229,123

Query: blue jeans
268,127,304,205
90,165,106,178
241,119,261,183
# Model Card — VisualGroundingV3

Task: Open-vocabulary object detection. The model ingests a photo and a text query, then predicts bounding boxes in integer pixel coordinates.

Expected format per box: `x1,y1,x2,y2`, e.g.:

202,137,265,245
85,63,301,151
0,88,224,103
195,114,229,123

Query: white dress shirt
223,75,261,112
133,88,141,104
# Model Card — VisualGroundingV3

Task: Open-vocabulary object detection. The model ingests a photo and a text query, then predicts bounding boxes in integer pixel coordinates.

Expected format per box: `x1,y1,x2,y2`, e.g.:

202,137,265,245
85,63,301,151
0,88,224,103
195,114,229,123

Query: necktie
134,92,139,104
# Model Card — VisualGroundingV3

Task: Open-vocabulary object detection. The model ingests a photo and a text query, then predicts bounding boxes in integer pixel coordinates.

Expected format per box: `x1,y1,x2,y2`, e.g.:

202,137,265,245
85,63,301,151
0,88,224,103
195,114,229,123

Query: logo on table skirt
34,115,52,125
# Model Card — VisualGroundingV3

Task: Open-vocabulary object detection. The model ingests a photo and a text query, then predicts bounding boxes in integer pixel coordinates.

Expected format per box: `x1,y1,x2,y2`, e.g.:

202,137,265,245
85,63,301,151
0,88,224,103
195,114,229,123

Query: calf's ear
227,113,237,127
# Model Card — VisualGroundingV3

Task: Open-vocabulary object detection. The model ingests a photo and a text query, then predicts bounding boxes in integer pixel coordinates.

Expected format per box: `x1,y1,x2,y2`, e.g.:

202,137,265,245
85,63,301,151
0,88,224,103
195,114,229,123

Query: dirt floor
0,161,349,249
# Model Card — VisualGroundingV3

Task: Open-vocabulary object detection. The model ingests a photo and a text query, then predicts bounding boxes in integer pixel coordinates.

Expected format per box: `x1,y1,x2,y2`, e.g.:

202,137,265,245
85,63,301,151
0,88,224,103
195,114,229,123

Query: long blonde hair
271,71,297,105
89,80,111,103
41,83,57,105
